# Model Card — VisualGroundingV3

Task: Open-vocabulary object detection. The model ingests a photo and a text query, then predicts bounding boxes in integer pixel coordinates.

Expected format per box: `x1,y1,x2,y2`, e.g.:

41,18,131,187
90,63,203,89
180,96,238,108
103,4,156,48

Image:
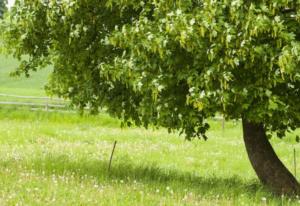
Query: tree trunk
242,118,300,195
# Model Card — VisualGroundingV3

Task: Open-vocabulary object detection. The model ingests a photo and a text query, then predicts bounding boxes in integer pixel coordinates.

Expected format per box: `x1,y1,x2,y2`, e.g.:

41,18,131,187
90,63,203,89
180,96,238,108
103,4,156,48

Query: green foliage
0,0,6,15
1,0,300,139
0,0,6,18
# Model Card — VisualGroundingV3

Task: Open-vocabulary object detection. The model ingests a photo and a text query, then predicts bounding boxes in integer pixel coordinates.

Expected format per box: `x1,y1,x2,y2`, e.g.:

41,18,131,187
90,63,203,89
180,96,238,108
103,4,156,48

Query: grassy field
0,55,63,108
0,55,51,96
0,108,300,205
1,55,300,205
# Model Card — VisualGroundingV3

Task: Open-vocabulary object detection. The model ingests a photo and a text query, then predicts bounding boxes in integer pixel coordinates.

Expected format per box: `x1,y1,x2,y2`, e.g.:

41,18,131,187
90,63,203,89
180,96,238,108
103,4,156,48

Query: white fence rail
0,93,227,128
0,93,67,110
0,93,64,101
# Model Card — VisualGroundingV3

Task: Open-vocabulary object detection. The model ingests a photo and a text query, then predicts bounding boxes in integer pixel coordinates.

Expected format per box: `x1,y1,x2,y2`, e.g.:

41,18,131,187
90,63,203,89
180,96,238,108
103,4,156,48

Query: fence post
45,99,49,111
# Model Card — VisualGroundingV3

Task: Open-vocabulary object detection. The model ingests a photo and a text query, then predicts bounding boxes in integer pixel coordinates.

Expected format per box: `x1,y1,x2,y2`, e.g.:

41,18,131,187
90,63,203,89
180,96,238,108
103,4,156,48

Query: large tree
1,0,300,195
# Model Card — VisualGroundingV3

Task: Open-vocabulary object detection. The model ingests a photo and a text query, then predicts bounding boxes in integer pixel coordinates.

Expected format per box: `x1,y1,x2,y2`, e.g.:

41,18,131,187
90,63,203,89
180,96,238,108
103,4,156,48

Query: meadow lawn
1,55,300,205
0,55,51,96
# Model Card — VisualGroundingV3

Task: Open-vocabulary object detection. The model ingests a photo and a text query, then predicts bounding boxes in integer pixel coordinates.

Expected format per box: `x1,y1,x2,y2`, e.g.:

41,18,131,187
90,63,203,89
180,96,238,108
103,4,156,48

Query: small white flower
199,90,205,98
274,16,281,22
167,11,174,17
157,85,164,92
190,18,196,25
189,87,195,93
147,33,154,41
176,9,182,15
137,81,143,89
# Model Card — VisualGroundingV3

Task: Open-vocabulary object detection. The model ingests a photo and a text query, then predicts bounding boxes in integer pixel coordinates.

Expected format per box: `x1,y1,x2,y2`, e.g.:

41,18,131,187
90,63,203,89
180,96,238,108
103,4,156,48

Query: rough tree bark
242,118,300,195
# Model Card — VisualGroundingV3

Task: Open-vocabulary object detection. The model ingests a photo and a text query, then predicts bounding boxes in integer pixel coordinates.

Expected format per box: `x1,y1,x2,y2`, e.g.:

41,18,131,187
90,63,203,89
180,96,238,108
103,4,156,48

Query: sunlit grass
0,108,300,205
0,55,52,96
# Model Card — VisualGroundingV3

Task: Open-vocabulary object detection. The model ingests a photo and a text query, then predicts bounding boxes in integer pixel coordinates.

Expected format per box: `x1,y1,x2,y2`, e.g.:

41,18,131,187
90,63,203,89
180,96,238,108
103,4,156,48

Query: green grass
0,55,64,107
0,108,300,205
0,55,51,96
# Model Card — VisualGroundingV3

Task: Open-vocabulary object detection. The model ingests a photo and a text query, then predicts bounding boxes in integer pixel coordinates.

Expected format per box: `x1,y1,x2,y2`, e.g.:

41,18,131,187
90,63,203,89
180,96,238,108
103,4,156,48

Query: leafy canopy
1,0,300,139
0,0,7,18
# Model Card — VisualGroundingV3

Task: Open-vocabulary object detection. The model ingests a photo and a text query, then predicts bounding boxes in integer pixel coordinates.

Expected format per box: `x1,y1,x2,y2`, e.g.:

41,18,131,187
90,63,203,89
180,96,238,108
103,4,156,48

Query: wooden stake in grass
294,148,297,178
222,115,225,137
108,141,117,172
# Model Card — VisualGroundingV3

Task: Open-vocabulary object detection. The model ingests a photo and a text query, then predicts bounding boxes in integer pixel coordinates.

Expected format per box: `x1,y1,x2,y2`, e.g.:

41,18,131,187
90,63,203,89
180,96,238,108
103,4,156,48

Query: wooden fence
0,93,226,129
0,93,67,111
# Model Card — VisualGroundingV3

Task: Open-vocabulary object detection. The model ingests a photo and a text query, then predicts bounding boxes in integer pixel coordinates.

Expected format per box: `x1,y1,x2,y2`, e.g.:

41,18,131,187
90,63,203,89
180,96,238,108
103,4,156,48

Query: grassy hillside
0,55,51,96
0,108,300,205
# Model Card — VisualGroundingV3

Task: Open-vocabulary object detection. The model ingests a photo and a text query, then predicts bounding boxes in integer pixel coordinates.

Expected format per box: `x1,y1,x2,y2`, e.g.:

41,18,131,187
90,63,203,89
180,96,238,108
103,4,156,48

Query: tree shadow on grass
17,154,271,198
